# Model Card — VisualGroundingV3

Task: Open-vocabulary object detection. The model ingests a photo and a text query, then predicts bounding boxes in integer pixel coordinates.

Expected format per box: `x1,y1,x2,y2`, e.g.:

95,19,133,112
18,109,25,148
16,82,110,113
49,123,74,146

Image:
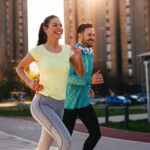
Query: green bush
0,80,10,99
0,63,33,100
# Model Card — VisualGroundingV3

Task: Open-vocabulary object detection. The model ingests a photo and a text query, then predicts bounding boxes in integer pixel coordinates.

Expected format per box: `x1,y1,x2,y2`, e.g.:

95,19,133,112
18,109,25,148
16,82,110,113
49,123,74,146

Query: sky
28,0,64,50
27,0,64,72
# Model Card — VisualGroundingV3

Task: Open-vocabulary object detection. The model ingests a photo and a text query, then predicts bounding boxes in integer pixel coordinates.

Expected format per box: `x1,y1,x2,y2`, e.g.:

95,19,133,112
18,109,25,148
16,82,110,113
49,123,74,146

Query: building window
106,61,112,69
19,38,23,43
106,36,111,43
145,27,148,33
6,14,9,20
19,25,23,30
127,43,132,50
5,0,9,7
106,14,110,19
19,0,22,4
126,16,130,25
106,0,109,5
19,10,23,17
106,26,110,31
107,54,111,60
128,51,132,59
69,15,72,21
19,31,23,37
106,10,109,14
106,30,110,36
106,22,110,27
128,68,133,76
125,0,130,6
126,25,131,34
128,59,132,64
19,18,23,24
126,7,130,15
106,44,111,52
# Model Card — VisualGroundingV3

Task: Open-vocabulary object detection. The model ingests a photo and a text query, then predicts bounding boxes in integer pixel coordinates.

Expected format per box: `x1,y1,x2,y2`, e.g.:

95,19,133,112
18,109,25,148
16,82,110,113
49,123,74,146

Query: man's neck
78,42,86,48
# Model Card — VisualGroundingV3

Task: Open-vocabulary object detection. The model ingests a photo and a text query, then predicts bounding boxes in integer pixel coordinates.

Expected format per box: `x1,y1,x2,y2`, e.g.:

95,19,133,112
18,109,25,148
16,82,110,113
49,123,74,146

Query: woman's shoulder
62,44,74,57
29,44,44,55
30,44,44,51
62,44,72,53
62,44,71,50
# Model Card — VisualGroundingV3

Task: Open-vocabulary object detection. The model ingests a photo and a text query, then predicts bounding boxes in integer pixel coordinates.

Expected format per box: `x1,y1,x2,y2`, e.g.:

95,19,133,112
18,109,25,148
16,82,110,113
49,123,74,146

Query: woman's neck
45,39,61,53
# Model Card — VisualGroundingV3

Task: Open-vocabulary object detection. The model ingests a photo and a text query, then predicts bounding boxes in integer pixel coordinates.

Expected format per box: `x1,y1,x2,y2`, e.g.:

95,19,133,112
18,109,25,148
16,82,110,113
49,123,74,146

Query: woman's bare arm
70,46,85,77
16,53,43,91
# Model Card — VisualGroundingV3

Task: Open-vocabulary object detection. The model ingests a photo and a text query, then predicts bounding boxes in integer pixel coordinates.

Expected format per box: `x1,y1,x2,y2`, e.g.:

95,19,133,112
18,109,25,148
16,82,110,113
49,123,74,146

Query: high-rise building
64,0,150,90
96,0,122,79
64,0,98,67
0,0,28,79
120,0,150,87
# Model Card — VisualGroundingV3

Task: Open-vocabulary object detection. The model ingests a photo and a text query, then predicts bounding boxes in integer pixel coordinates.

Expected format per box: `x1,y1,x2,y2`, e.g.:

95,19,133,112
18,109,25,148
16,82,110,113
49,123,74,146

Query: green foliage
0,62,33,100
94,105,147,117
0,80,10,99
101,119,150,133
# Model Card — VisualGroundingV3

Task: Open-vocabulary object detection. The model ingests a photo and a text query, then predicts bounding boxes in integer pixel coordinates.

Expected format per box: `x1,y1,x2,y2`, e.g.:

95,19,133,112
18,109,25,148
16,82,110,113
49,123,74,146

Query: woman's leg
37,127,54,150
31,94,71,150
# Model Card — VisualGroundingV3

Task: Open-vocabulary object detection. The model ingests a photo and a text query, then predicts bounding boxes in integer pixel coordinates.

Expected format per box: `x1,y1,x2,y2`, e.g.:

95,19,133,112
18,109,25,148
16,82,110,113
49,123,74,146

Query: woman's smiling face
44,17,63,40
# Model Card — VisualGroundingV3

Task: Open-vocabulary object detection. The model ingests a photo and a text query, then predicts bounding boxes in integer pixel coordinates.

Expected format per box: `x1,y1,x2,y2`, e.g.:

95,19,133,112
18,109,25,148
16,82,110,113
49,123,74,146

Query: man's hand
92,70,104,85
89,87,94,98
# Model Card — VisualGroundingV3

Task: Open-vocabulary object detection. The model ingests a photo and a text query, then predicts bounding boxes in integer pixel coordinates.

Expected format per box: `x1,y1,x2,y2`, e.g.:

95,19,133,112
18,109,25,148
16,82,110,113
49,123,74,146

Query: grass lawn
94,105,147,117
0,106,31,116
101,119,150,133
0,104,147,117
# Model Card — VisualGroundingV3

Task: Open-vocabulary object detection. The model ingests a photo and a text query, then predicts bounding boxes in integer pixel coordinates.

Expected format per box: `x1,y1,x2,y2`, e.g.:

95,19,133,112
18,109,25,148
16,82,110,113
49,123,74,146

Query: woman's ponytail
37,23,47,46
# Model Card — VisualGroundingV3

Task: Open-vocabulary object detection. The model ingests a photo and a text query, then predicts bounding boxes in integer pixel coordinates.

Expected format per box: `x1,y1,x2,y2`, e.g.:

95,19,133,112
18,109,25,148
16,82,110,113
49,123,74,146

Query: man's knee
90,129,101,141
95,130,101,140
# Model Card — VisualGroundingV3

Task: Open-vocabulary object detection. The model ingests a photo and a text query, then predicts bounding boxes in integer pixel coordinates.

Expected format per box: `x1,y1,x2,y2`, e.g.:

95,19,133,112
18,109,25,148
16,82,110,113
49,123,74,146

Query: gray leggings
30,94,71,150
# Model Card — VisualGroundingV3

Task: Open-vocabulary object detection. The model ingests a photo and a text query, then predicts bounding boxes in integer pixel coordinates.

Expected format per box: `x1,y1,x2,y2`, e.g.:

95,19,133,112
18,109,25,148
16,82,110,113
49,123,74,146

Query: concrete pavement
1,129,150,150
0,117,150,150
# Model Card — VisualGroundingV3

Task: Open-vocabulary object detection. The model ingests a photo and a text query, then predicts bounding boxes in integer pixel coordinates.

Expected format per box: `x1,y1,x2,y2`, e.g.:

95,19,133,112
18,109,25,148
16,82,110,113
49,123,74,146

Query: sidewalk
0,116,150,150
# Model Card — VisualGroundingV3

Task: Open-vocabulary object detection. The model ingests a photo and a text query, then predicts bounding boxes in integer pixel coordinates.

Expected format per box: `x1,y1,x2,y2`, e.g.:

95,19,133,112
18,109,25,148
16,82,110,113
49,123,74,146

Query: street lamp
138,52,150,122
144,60,150,122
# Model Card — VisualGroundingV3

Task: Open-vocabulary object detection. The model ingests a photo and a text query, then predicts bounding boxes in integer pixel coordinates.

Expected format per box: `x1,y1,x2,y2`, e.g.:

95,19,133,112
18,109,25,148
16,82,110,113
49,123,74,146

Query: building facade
0,0,28,79
120,0,150,87
64,0,98,67
64,0,150,91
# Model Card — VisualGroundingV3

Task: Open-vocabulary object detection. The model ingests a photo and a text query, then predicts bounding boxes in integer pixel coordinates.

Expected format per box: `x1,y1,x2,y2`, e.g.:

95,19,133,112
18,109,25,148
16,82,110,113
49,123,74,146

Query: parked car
130,93,147,104
124,95,142,105
105,95,131,105
124,93,146,105
91,95,105,106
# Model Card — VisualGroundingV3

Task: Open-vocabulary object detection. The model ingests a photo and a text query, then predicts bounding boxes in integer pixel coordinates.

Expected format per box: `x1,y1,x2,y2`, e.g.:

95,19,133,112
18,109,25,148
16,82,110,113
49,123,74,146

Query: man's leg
63,109,77,135
78,105,101,150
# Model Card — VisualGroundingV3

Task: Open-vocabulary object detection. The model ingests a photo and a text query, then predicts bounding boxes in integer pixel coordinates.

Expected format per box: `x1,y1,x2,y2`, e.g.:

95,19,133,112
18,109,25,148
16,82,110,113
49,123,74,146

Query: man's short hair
77,23,93,35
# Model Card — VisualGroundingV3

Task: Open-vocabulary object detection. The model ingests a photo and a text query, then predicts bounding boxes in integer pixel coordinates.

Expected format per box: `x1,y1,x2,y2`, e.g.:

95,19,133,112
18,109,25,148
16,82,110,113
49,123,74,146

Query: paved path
0,117,150,150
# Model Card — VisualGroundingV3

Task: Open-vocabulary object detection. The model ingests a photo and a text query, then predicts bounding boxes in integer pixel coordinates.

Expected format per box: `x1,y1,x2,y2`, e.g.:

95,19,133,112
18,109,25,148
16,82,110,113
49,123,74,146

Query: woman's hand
71,45,81,58
28,79,44,92
70,45,85,77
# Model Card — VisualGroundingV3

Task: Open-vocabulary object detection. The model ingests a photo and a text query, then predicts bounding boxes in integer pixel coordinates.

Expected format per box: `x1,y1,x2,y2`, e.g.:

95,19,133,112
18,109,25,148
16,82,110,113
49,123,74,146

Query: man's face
80,27,95,48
